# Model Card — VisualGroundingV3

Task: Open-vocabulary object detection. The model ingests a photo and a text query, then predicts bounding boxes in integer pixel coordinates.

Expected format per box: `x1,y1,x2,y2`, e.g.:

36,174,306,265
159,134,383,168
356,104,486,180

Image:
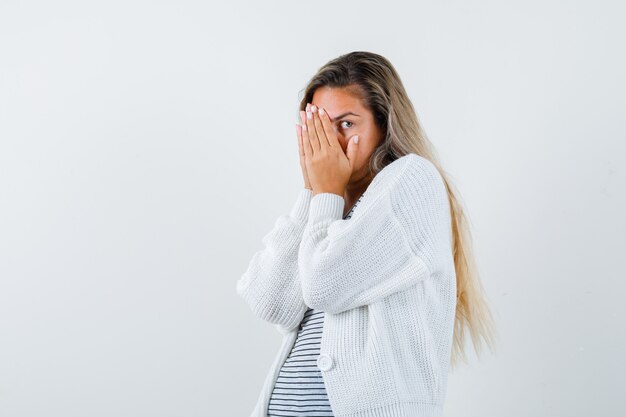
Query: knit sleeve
236,188,311,331
297,157,447,314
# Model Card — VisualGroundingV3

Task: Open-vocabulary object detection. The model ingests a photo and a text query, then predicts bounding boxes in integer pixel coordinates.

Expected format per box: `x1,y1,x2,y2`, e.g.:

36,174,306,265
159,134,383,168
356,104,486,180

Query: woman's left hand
300,103,359,197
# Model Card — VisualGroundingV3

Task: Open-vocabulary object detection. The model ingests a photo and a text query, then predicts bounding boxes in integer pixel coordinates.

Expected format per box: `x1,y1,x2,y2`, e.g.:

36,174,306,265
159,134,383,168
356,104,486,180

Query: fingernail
311,105,317,112
319,107,325,116
353,135,359,144
307,111,312,119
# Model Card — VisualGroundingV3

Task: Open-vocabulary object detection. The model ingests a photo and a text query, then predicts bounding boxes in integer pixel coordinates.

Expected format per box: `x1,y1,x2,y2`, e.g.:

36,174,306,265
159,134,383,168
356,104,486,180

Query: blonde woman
236,51,497,417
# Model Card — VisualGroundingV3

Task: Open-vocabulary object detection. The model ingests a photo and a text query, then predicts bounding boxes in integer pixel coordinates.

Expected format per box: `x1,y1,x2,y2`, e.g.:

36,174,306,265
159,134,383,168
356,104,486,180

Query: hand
296,109,312,190
299,103,359,197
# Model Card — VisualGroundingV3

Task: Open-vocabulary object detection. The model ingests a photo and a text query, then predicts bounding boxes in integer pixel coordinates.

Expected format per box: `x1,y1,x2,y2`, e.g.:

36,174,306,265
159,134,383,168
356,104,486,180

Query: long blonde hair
298,51,498,370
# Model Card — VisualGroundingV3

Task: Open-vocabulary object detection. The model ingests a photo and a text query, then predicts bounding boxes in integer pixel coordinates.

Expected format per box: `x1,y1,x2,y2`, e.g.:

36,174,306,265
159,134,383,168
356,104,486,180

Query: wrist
312,189,344,198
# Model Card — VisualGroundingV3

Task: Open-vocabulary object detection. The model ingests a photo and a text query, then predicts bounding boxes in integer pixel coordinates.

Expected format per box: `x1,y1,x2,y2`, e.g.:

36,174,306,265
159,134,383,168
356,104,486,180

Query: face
310,86,383,183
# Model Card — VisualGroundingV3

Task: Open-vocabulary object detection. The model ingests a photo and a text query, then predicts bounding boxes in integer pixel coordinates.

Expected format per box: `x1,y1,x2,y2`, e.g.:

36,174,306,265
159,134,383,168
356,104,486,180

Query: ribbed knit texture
266,194,364,417
236,153,456,417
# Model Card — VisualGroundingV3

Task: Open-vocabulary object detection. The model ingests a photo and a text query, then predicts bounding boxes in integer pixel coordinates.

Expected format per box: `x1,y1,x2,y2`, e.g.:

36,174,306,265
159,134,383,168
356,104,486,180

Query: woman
236,51,497,417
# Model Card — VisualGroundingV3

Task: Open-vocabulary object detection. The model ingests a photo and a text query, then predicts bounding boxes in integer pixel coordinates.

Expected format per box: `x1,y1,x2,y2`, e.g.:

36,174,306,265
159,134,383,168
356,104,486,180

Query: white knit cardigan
236,153,456,417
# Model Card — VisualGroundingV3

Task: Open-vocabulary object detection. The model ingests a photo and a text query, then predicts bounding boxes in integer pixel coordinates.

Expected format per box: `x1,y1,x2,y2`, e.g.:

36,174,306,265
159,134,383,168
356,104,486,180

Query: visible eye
340,121,354,129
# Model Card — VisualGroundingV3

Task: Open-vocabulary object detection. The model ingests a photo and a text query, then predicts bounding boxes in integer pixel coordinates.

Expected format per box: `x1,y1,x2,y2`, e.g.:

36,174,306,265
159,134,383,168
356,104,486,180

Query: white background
1,1,624,416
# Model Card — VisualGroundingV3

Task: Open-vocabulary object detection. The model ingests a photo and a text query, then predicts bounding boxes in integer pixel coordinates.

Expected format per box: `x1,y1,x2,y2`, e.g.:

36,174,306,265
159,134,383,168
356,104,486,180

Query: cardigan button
317,354,334,371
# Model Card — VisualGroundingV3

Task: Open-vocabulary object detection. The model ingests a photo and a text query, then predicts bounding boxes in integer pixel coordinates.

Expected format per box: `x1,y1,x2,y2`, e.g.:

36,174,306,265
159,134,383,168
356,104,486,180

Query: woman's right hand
296,106,312,190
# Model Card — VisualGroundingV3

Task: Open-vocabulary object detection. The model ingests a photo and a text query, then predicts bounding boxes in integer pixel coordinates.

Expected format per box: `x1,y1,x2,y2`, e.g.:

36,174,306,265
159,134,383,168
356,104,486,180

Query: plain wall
1,0,624,416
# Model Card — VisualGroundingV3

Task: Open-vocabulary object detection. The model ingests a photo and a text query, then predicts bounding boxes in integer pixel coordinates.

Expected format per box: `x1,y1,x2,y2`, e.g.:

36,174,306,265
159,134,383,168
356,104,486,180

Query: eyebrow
330,111,360,121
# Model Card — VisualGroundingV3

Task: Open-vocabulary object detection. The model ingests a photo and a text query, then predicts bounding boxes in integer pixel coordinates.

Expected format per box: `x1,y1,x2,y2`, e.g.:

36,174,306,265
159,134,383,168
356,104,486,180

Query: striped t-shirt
266,192,365,417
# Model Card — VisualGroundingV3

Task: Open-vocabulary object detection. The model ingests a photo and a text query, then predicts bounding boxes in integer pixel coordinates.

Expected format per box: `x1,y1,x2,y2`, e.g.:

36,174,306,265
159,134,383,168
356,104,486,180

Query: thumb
346,135,359,167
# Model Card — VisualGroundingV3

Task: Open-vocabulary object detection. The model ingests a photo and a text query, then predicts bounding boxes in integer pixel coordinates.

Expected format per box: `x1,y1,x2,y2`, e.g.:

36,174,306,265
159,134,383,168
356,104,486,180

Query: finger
305,105,320,154
295,123,304,160
312,105,331,149
301,118,313,159
317,107,338,149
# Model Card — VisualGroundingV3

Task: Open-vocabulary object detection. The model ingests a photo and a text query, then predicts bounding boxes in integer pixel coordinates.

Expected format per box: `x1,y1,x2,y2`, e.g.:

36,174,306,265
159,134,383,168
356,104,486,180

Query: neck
342,172,373,218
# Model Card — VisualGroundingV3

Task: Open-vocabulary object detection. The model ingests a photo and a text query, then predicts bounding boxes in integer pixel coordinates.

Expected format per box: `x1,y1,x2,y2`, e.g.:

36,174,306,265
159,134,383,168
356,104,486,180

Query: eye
340,121,353,129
